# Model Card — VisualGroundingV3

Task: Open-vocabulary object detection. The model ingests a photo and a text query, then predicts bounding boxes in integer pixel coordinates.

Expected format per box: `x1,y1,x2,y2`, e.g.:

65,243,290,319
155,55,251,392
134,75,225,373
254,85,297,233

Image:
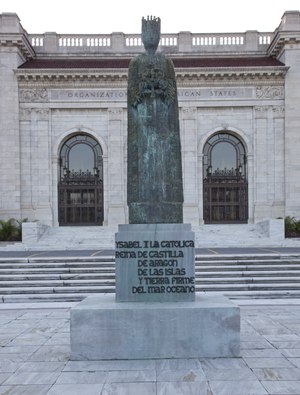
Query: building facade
0,11,300,229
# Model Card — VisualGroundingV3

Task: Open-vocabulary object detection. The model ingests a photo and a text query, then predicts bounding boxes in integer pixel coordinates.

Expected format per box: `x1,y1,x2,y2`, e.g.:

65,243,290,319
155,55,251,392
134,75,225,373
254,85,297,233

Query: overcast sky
1,0,300,34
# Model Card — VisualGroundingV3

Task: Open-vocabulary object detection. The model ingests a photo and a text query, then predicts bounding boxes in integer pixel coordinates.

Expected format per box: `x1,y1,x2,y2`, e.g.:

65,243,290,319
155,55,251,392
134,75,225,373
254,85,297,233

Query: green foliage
0,218,28,241
285,216,300,238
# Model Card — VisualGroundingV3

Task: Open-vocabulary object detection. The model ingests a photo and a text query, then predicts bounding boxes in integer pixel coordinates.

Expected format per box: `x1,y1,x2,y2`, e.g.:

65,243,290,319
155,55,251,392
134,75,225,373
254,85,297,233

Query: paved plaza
0,299,300,394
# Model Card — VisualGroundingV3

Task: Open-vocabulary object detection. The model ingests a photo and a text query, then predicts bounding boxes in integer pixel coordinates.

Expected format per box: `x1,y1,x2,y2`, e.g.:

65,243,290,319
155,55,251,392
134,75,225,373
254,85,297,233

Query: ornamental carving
20,89,49,102
272,106,285,118
129,65,176,107
254,106,268,118
256,86,284,100
181,107,197,119
19,108,50,120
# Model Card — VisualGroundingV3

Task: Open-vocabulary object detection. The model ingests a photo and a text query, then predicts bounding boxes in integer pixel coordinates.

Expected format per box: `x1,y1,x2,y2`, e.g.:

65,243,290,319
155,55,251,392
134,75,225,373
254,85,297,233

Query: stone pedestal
70,294,240,360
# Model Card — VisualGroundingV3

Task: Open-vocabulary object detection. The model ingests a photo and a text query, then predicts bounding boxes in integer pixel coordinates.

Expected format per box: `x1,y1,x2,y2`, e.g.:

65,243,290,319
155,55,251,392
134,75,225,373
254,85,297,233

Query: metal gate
58,171,103,226
203,170,248,223
203,133,248,224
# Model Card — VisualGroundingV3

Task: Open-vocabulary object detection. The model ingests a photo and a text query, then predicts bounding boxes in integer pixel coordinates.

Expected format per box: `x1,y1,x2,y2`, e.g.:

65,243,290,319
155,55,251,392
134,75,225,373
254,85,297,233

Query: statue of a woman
127,16,183,223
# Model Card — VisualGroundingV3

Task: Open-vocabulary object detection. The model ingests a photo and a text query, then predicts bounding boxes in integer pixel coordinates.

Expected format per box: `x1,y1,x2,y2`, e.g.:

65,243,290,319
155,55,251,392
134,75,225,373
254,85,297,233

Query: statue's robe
127,52,183,223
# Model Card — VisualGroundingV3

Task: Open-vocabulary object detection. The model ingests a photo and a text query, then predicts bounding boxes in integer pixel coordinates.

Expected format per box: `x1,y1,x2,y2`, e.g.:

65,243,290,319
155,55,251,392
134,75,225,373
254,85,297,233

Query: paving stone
201,357,247,372
0,384,51,395
286,358,300,368
106,370,156,383
3,371,61,385
261,380,300,394
209,380,268,395
264,335,300,342
16,361,66,373
44,333,70,345
46,383,104,395
64,359,155,371
241,349,283,358
101,382,156,395
0,345,39,354
0,354,31,362
241,340,274,350
204,367,257,381
0,372,10,384
155,358,202,372
253,368,300,380
0,360,21,373
56,371,107,384
157,369,206,382
281,349,300,358
28,345,70,362
9,333,50,346
157,381,210,395
244,357,295,369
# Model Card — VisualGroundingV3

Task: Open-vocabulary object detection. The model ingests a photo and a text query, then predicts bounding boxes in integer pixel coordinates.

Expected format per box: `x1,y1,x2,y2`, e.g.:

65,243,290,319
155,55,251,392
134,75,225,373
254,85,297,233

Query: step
0,292,111,303
0,285,115,294
1,253,300,302
195,283,300,291
195,270,300,277
196,276,300,284
0,273,115,281
196,264,300,272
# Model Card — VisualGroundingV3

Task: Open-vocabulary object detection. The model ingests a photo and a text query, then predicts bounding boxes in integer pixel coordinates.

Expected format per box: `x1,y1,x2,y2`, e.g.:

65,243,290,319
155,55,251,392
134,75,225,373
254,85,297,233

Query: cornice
268,31,300,57
15,68,128,82
176,66,288,81
15,65,288,84
0,33,35,60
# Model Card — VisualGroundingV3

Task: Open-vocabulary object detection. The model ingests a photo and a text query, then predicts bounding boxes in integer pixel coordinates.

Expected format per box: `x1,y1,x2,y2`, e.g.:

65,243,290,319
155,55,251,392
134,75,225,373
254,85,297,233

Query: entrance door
58,134,103,226
203,133,248,224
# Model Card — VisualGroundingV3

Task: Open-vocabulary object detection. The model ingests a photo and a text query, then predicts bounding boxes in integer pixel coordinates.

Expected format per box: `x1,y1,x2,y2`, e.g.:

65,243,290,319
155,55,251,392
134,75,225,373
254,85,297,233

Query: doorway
203,133,248,223
58,134,103,226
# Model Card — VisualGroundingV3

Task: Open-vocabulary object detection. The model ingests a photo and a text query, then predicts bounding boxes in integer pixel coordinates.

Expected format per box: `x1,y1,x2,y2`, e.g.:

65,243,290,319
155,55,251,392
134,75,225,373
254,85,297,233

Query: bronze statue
127,16,183,223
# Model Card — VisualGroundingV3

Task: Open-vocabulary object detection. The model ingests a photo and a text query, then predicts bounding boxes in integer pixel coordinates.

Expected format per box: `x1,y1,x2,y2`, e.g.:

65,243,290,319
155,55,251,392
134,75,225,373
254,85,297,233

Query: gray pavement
1,299,300,394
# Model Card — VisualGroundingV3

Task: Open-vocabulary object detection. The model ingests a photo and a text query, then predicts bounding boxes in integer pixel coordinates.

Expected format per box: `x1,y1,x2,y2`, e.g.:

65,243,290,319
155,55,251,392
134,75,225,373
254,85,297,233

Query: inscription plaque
115,224,195,302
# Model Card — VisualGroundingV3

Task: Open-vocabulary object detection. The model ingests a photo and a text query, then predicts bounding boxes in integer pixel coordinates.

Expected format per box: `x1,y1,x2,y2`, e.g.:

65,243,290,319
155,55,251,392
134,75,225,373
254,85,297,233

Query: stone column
254,106,269,220
107,108,126,225
181,107,199,224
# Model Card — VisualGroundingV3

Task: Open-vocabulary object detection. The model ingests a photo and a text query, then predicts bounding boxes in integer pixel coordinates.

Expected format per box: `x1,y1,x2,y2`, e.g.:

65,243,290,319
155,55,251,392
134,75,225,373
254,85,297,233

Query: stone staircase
1,254,300,302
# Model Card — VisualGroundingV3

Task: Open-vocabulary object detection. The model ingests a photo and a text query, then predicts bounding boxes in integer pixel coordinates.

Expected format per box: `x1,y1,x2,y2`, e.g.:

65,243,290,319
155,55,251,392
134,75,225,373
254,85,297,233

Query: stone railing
28,31,274,55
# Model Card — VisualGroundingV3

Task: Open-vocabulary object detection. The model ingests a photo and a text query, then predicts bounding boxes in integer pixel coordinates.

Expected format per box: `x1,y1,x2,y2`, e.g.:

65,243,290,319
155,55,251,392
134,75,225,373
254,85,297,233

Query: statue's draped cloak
127,53,183,223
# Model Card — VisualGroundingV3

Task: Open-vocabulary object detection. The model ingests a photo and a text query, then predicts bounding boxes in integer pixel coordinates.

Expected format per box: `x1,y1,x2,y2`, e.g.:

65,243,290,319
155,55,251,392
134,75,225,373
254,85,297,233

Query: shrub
285,216,300,238
0,218,28,241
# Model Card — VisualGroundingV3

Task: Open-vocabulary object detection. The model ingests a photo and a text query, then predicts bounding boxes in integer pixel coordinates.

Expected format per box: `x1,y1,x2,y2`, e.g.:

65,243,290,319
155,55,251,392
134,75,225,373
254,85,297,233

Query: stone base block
70,294,240,360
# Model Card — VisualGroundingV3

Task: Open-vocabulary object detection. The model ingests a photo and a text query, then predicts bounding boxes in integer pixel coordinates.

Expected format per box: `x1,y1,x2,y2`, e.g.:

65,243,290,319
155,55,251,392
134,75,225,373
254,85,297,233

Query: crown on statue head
141,16,161,53
142,16,161,34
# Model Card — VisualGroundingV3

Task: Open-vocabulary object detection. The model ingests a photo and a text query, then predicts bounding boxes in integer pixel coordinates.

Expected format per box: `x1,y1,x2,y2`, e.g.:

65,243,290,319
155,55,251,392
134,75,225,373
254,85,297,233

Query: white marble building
0,11,299,235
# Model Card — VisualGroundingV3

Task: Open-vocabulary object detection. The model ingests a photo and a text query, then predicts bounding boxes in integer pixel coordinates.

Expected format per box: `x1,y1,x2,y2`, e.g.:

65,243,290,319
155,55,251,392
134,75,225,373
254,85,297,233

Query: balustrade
29,30,274,54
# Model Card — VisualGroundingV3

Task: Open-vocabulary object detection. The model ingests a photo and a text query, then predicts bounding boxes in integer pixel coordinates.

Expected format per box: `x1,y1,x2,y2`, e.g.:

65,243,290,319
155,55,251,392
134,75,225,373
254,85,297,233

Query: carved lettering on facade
50,89,127,101
20,89,49,102
49,87,254,102
256,86,284,99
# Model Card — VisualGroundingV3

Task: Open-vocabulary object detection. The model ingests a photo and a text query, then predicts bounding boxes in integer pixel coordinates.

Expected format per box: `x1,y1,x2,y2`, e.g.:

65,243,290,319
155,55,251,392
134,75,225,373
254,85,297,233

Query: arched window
59,134,103,180
58,134,103,226
203,133,248,223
